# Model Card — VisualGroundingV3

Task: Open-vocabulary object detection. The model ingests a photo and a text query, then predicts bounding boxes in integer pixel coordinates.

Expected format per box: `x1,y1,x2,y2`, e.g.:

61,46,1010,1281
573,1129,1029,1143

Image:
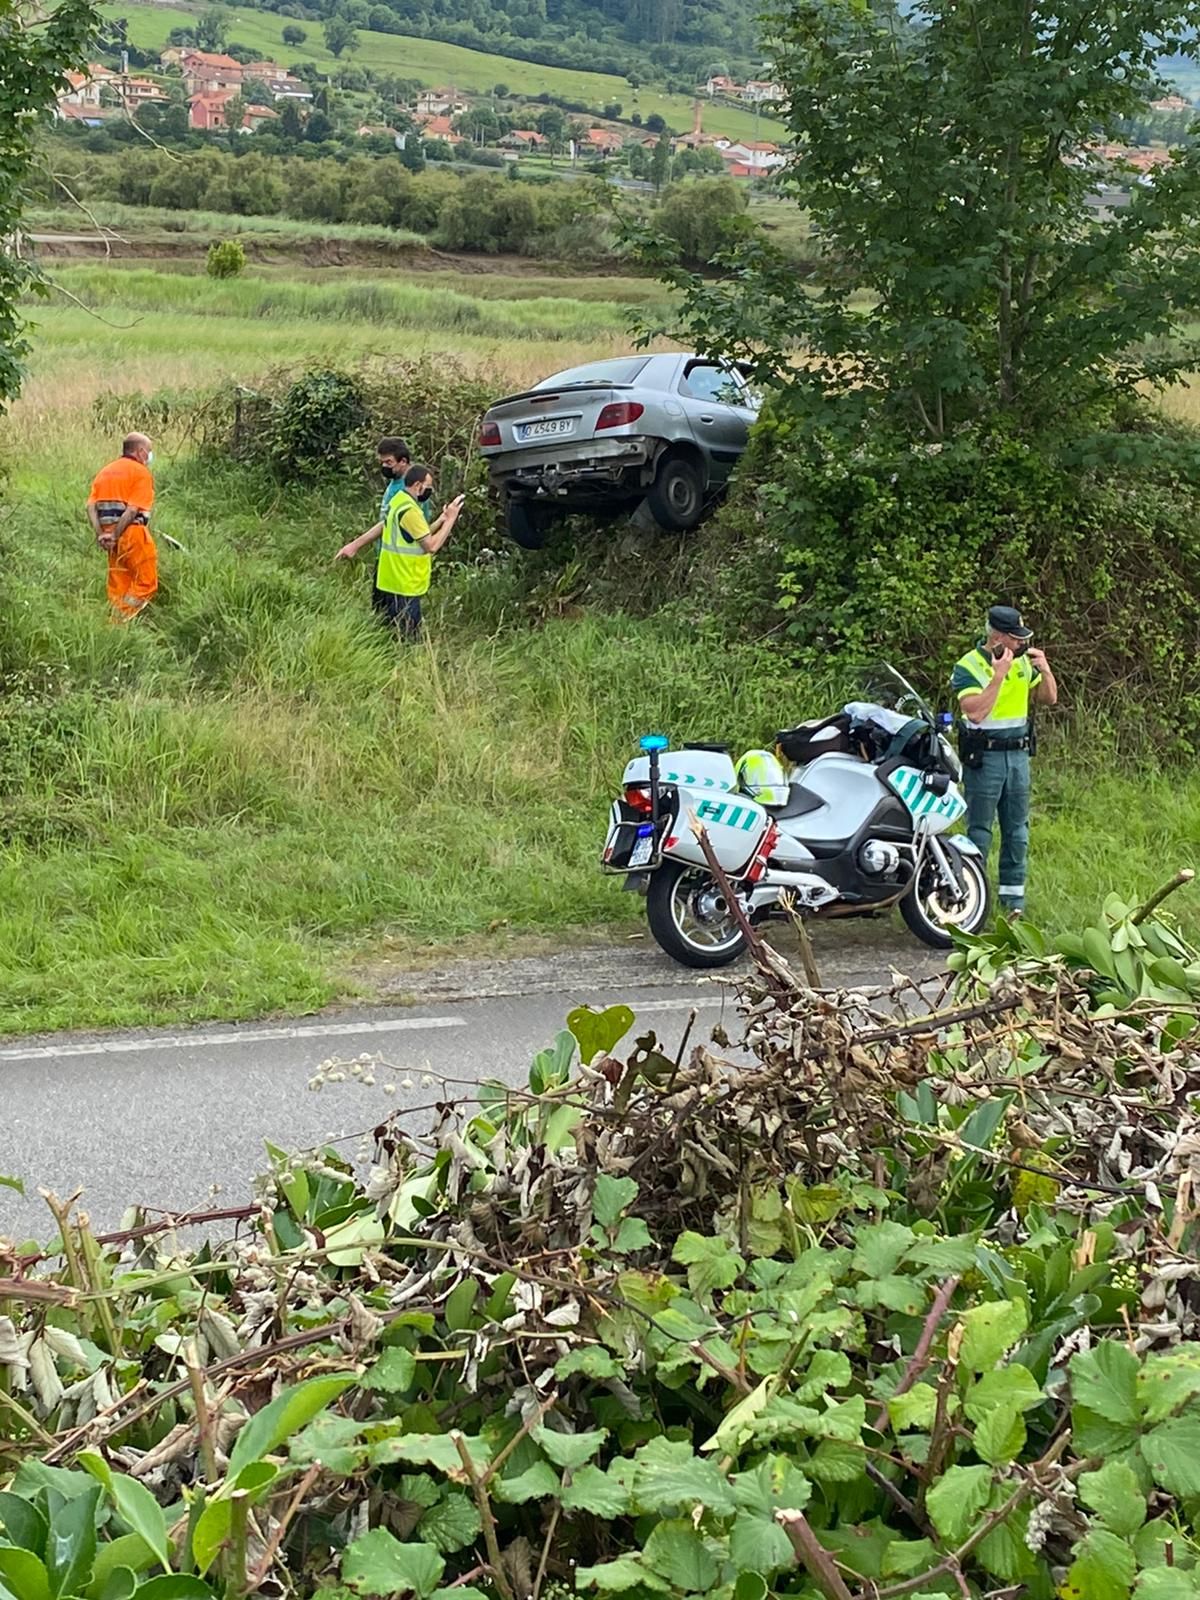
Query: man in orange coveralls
86,433,157,619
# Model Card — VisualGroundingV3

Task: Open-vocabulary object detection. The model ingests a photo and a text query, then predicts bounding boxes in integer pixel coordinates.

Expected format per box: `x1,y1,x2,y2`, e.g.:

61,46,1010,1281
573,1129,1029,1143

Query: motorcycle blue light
639,734,669,753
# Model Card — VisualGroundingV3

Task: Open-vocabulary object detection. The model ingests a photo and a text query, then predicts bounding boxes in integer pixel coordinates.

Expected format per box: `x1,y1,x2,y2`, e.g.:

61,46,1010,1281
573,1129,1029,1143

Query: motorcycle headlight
939,735,962,781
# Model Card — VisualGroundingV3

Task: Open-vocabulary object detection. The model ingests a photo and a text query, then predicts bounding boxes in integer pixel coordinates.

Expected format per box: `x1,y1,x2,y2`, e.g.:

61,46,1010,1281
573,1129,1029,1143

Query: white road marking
633,996,727,1013
0,1015,467,1063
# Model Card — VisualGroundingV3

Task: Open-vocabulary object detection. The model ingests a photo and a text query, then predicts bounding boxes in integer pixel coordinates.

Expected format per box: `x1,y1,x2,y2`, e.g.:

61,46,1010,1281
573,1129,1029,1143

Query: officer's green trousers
964,748,1031,911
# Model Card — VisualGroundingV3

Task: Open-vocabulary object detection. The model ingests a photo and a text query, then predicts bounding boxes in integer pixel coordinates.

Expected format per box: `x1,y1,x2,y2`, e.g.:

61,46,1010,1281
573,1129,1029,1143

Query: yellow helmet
735,749,789,808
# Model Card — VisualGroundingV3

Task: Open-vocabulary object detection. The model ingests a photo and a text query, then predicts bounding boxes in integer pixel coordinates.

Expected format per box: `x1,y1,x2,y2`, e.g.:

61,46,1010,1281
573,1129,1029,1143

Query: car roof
536,352,695,390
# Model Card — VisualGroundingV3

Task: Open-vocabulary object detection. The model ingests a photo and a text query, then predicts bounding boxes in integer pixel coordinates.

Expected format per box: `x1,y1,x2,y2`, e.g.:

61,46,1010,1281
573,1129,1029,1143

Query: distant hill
251,0,765,83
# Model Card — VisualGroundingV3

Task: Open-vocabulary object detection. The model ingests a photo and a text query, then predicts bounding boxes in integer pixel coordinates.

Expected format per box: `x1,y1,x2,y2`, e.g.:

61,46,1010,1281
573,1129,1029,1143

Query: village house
188,89,276,131
414,88,467,117
59,68,103,108
416,113,456,141
164,49,244,93
705,75,737,97
243,60,287,80
721,139,786,174
499,128,547,150
581,126,624,157
1150,94,1192,112
742,80,783,103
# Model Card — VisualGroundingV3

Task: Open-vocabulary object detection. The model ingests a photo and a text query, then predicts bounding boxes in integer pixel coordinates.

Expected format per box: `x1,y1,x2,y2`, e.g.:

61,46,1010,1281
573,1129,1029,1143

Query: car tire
646,452,706,532
505,498,555,550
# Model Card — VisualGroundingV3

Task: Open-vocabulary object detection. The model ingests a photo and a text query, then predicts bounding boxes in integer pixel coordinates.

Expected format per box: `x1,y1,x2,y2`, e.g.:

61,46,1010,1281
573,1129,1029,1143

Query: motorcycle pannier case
622,746,769,876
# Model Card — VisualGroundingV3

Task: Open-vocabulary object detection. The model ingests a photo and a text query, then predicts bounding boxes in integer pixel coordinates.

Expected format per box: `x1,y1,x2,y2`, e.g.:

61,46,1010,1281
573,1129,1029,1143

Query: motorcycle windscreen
667,788,769,876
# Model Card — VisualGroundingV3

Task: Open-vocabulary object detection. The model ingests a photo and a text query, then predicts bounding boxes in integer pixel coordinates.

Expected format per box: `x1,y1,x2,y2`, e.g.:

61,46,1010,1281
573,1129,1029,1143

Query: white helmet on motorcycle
735,749,789,808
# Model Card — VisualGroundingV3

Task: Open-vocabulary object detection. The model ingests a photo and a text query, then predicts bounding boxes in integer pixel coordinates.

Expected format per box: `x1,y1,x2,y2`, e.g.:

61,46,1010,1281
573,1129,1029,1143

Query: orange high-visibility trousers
106,524,158,619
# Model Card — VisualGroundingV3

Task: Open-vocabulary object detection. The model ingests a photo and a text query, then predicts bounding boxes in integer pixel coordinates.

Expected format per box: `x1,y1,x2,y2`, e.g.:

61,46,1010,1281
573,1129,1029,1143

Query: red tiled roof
184,51,242,71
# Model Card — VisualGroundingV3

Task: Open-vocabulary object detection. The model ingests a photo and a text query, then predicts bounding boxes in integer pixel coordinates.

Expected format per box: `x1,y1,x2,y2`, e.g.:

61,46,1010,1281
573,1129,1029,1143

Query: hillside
99,2,783,143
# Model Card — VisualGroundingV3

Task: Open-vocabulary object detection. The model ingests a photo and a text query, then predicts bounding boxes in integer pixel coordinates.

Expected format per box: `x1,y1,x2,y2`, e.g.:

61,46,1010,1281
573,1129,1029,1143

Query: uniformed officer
951,605,1058,916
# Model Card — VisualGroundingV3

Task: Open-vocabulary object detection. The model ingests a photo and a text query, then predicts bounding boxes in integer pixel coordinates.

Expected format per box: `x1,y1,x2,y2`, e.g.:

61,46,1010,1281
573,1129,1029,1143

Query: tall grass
38,266,637,341
27,202,428,250
2,264,1197,1036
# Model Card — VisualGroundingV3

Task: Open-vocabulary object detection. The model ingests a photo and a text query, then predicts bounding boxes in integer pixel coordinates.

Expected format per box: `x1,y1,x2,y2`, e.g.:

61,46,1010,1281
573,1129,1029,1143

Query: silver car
478,351,760,546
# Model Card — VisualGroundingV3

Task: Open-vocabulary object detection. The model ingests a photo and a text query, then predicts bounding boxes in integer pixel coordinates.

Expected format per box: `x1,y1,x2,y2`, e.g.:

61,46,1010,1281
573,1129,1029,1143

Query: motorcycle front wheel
899,846,992,950
646,861,748,969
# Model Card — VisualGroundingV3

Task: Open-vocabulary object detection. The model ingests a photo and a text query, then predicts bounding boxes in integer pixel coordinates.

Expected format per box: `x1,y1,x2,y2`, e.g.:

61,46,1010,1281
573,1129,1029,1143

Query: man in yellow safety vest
951,605,1058,916
340,463,463,637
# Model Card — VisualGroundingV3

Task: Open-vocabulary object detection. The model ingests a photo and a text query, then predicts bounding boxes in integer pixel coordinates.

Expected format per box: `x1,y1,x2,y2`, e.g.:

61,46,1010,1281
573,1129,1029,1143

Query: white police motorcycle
601,666,991,968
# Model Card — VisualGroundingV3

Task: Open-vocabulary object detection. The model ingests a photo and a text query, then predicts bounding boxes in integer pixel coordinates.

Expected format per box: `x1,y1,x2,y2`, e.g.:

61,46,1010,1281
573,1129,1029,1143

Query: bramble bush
3,893,1200,1600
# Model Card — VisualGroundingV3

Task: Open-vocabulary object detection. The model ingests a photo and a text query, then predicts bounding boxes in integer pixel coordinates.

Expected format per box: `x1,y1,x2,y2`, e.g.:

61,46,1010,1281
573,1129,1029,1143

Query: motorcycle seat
765,783,825,820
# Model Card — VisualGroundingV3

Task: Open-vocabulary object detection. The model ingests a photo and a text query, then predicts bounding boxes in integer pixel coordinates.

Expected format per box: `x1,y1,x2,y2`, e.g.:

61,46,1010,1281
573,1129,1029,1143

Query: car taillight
479,421,501,447
596,402,645,431
623,785,653,815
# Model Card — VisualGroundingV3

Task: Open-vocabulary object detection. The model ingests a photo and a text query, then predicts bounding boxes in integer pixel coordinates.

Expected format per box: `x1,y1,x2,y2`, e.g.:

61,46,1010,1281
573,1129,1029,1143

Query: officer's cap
988,604,1033,640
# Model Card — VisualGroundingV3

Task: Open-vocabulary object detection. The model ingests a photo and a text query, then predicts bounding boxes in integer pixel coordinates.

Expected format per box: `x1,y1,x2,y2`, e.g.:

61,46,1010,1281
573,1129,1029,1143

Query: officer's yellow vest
377,490,431,596
955,648,1039,733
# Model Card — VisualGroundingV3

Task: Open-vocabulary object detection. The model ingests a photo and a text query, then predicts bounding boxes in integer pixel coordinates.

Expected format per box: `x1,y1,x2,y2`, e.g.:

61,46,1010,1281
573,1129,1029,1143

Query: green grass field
2,262,1198,1036
101,1,782,144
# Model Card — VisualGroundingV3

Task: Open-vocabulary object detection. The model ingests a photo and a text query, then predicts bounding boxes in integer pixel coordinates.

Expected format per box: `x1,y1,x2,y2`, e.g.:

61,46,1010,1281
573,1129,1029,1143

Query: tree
645,112,666,133
493,82,510,98
2,0,99,406
323,15,358,57
278,98,306,139
193,6,230,50
223,93,246,133
281,24,307,45
603,100,622,119
658,177,749,266
206,238,246,277
657,0,1200,442
650,132,671,192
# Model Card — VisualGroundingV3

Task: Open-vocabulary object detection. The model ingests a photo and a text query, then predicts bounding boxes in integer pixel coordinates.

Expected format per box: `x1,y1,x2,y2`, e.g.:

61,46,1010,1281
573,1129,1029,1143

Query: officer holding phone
951,605,1058,916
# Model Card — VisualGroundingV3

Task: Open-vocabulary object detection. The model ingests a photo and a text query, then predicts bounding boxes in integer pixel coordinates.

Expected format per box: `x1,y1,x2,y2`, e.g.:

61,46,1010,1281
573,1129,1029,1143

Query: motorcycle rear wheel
899,847,992,949
646,861,748,969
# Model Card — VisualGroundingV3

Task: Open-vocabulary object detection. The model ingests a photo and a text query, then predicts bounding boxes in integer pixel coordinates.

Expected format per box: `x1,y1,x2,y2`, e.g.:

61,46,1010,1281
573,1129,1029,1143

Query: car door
678,359,758,484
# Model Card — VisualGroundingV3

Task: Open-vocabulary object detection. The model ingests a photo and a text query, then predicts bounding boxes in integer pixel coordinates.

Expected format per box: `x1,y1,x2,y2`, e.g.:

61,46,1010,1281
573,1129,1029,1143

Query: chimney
692,98,702,138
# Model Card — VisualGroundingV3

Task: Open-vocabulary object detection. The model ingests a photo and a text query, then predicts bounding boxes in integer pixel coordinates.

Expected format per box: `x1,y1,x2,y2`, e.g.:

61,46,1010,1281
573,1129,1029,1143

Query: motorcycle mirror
639,734,669,753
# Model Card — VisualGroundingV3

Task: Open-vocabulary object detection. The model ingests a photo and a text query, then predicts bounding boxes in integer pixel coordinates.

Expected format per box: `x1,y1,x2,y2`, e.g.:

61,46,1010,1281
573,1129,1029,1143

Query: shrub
205,237,246,278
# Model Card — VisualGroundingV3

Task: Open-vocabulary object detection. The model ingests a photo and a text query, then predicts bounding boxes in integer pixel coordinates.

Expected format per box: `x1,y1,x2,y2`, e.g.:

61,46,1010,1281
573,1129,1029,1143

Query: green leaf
851,1222,915,1279
702,1378,775,1456
567,1004,634,1066
1072,1342,1141,1429
575,1558,669,1593
492,1464,559,1504
190,1503,230,1578
79,1457,170,1571
444,1282,478,1333
632,1437,736,1516
926,1465,992,1544
45,1484,99,1599
976,1501,1036,1585
1135,1573,1200,1599
1138,1346,1200,1425
560,1466,630,1518
643,1521,716,1592
134,1581,216,1600
1080,1461,1146,1537
96,1569,136,1600
290,1415,368,1476
1061,1528,1137,1600
343,1534,444,1599
554,1347,622,1381
733,1574,768,1600
227,1374,355,1479
88,1536,160,1594
887,1383,938,1433
857,1275,926,1316
544,1104,582,1154
0,1494,47,1557
728,1515,794,1577
0,1551,51,1600
672,1233,744,1298
368,1433,492,1474
958,1299,1028,1372
881,1540,937,1577
416,1496,480,1556
1134,1519,1185,1569
323,1213,385,1268
593,1175,638,1229
363,1349,417,1394
973,1404,1025,1465
0,1174,24,1194
1141,1417,1200,1496
535,1428,607,1471
963,1364,1042,1422
612,1217,652,1254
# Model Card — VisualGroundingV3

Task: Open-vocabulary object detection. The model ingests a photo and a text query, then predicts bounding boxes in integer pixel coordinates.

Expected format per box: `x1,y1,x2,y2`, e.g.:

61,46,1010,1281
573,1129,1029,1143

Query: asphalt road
0,985,746,1241
0,932,940,1242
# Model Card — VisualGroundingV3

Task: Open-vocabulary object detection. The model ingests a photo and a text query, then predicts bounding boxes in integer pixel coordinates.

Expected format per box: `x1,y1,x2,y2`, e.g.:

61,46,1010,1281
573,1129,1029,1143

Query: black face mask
417,487,434,503
379,465,394,480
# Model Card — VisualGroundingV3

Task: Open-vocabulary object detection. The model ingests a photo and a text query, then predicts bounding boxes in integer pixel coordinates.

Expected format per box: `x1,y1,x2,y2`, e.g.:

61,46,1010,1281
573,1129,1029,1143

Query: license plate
519,418,575,441
629,826,655,868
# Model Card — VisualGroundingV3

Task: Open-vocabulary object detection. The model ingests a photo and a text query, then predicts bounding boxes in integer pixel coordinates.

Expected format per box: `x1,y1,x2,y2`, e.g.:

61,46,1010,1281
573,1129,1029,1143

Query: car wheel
646,453,705,532
505,499,556,550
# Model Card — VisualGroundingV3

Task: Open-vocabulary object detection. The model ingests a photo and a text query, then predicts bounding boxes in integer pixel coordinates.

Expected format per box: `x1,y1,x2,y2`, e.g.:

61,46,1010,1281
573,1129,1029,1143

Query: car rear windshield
537,357,650,389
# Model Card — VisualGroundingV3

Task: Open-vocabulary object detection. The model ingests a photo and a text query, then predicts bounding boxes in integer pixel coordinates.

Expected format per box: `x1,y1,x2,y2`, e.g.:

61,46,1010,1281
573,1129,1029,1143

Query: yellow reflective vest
377,490,431,597
952,647,1041,735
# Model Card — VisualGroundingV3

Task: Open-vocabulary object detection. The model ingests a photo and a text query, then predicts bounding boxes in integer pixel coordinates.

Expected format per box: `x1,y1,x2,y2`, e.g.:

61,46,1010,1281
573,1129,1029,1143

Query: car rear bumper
485,435,658,498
